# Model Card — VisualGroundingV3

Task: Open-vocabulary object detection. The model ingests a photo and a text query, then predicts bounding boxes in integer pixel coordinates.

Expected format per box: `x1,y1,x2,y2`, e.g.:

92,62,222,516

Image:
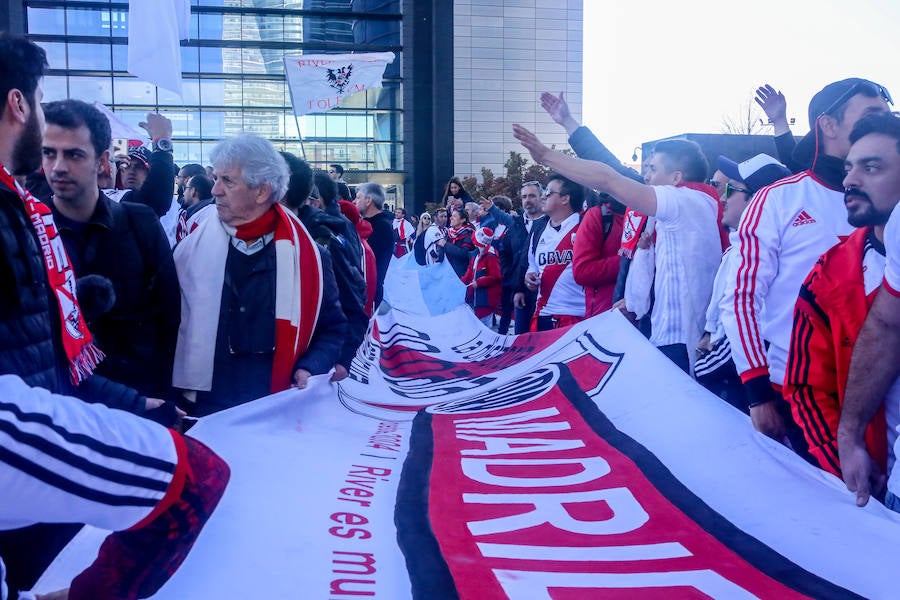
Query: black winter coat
298,205,368,369
0,183,144,413
121,150,177,217
50,193,180,400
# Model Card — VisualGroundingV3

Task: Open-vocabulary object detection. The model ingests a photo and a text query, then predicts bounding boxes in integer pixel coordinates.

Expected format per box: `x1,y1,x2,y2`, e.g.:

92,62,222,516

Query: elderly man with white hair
173,134,346,415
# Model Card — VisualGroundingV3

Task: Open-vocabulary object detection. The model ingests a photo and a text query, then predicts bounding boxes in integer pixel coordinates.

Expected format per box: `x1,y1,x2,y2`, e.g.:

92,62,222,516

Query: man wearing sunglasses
696,155,791,412
721,79,892,444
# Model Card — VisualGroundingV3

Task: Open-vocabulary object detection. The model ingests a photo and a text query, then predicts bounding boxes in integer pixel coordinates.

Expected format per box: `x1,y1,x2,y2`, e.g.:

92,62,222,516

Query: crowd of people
2,30,900,599
417,79,900,519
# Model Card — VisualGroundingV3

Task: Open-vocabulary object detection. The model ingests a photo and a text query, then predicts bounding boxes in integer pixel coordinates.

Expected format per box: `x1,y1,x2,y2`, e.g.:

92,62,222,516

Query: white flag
92,102,147,142
284,52,395,116
127,0,190,98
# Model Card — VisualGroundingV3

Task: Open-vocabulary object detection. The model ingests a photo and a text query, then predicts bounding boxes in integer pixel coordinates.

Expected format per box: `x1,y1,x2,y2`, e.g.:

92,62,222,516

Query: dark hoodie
364,209,394,305
298,204,368,369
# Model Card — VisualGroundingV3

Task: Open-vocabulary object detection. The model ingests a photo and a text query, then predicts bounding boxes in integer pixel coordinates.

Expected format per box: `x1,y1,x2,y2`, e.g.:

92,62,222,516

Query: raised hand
540,91,579,134
512,124,550,164
139,112,173,141
754,84,787,125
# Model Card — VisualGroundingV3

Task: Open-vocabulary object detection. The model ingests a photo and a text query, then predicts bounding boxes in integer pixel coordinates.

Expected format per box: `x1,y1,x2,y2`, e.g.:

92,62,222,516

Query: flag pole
286,79,307,160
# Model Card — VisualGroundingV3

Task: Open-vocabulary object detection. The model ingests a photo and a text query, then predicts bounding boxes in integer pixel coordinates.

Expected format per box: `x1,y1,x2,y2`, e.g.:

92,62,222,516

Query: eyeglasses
543,190,563,199
522,180,543,192
706,179,725,191
821,80,893,118
724,182,751,198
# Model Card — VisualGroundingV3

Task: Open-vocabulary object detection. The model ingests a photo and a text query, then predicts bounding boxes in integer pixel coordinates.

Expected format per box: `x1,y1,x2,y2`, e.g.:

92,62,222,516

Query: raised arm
540,92,643,183
513,124,657,216
755,84,800,173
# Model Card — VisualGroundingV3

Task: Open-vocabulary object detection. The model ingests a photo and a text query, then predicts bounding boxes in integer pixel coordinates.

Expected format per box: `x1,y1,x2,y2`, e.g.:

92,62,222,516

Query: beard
11,108,42,176
845,190,893,228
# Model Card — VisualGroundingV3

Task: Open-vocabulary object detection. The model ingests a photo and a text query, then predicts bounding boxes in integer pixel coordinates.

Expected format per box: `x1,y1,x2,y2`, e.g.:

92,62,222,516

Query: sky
582,0,900,164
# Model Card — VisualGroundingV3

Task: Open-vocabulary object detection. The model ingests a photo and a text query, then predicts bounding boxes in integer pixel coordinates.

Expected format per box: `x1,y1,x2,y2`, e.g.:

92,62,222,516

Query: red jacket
783,227,887,477
462,249,502,319
572,207,623,317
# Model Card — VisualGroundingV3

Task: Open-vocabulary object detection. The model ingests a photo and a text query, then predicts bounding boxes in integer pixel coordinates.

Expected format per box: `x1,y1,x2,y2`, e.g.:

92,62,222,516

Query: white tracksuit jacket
721,171,853,391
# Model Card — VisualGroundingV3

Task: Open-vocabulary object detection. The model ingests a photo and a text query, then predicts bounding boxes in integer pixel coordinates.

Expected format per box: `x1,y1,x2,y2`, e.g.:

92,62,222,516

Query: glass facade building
22,0,403,188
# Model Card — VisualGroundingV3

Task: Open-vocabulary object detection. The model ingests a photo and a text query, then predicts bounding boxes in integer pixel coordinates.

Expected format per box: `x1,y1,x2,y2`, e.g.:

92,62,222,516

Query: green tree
503,151,528,200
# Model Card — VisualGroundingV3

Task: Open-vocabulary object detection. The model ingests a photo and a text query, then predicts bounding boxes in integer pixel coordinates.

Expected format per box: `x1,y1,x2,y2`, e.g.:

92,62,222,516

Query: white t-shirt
650,185,721,350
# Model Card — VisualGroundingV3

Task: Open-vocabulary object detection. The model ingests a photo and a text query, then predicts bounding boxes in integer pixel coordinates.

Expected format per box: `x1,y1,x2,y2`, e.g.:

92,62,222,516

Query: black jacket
122,150,177,217
569,126,644,184
443,225,476,278
50,193,180,400
195,240,348,415
486,204,542,290
0,183,145,414
299,205,368,369
518,215,549,294
364,210,394,305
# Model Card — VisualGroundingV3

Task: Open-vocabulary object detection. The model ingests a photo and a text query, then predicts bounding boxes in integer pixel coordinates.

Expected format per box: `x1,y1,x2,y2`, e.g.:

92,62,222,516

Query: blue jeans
514,291,537,334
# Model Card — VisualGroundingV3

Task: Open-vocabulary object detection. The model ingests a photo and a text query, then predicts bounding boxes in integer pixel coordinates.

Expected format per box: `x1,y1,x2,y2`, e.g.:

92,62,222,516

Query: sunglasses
821,80,893,118
724,182,751,198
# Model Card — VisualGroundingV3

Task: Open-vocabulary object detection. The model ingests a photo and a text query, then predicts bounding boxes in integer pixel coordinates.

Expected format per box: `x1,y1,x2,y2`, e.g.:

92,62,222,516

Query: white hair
209,134,289,203
357,181,385,210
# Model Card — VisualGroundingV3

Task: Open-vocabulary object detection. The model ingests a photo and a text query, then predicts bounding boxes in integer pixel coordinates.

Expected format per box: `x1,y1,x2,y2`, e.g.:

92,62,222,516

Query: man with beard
176,163,207,207
0,35,228,600
720,79,892,443
784,112,900,481
176,174,214,242
796,113,900,496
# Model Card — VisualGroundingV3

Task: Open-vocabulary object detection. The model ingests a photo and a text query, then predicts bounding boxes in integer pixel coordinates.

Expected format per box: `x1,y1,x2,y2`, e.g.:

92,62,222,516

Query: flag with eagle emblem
284,52,395,116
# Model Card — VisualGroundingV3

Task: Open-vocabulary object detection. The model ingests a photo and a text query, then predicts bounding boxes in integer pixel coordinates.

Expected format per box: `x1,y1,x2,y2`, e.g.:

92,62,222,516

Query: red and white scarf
173,204,323,393
447,224,474,245
0,164,103,384
618,181,724,257
618,208,648,259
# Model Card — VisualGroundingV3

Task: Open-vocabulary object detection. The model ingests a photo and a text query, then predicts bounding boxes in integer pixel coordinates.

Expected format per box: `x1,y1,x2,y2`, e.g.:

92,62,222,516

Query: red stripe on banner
424,374,813,598
378,329,569,381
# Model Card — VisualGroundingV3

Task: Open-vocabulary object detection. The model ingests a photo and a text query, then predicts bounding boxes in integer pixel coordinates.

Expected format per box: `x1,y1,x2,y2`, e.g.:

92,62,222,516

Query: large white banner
36,258,900,598
284,52,395,116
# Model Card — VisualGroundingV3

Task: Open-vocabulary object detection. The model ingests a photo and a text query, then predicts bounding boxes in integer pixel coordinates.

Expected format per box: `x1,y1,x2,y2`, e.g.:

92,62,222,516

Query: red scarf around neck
234,207,279,241
0,163,103,384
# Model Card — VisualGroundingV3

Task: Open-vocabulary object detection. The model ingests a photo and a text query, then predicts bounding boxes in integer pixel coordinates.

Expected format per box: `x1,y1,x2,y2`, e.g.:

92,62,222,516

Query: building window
25,0,404,184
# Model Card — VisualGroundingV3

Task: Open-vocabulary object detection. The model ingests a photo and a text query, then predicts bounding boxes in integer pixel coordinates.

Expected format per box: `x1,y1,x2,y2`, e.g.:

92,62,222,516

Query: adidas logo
792,210,816,227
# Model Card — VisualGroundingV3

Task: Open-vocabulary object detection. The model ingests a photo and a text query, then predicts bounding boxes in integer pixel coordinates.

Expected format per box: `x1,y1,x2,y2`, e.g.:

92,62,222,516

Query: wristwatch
152,138,173,153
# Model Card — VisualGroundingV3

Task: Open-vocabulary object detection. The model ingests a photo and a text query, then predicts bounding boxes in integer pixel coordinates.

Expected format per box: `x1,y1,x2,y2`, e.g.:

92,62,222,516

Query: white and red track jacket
885,203,900,295
721,171,853,392
527,211,584,318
